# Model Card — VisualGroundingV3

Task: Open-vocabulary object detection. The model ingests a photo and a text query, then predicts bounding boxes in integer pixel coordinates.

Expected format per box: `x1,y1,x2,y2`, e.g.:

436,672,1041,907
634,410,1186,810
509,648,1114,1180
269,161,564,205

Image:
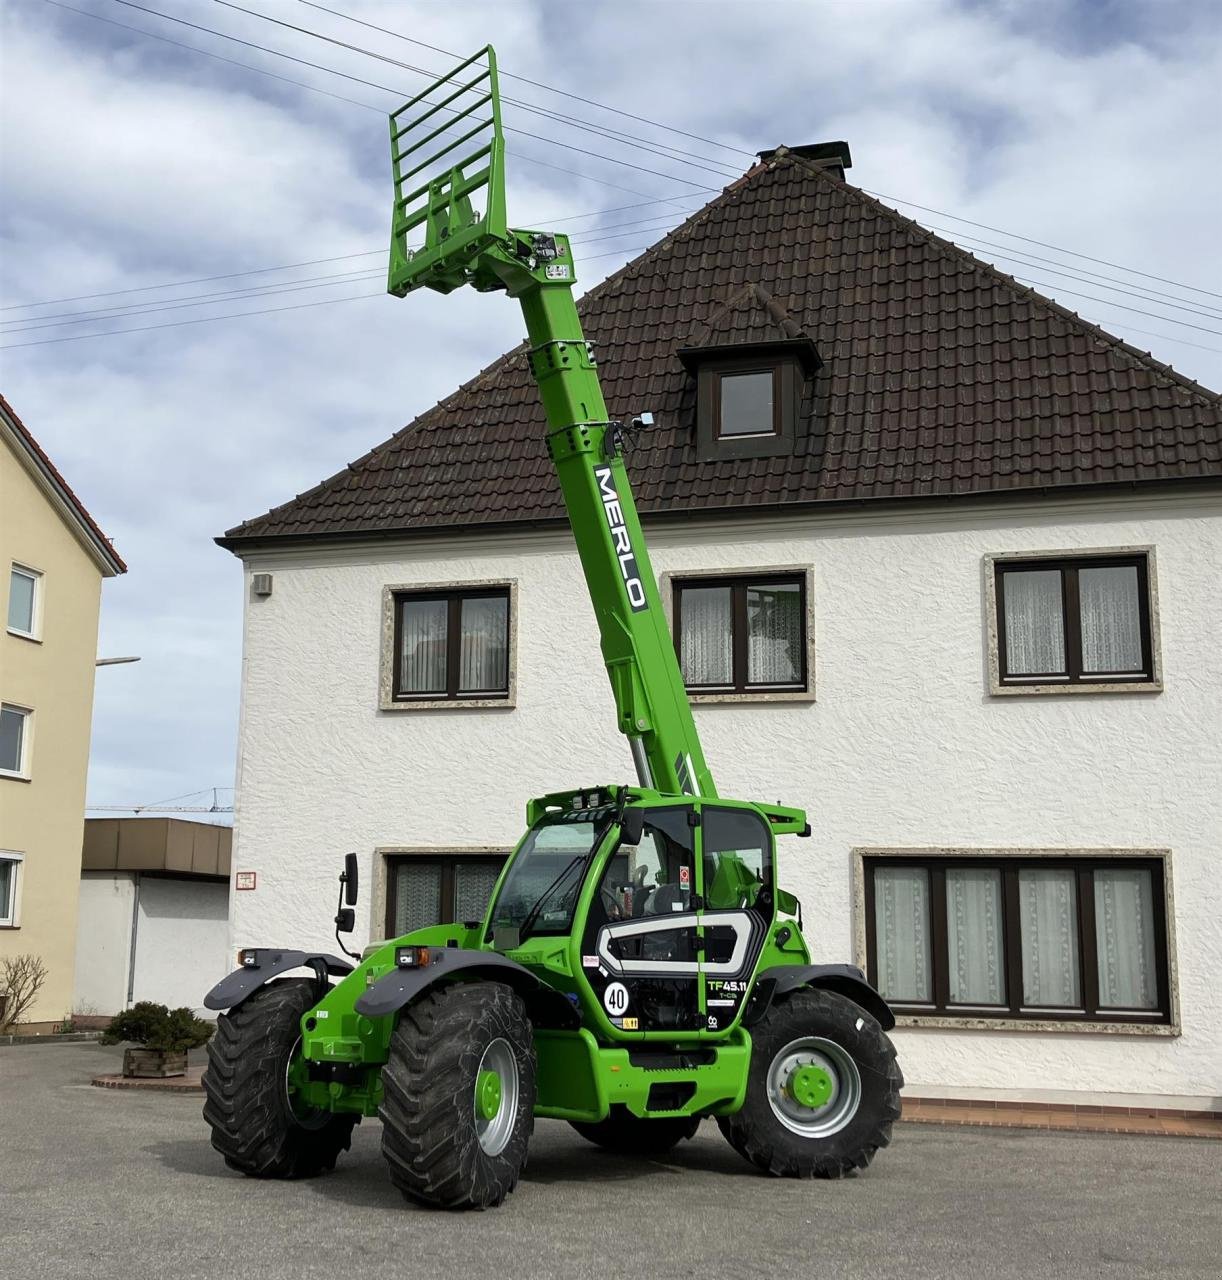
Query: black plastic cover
354,947,580,1028
752,962,895,1031
203,949,354,1012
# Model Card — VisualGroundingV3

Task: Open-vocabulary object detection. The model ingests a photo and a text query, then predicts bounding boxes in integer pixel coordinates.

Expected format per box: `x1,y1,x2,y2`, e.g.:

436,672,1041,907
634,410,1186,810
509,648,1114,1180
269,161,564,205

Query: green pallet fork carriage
202,46,902,1210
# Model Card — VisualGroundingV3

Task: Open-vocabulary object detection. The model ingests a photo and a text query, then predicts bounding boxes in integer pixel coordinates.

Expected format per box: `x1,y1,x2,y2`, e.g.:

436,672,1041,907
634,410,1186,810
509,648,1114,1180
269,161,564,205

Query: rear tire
380,981,535,1210
570,1107,699,1155
719,987,901,1178
203,978,357,1178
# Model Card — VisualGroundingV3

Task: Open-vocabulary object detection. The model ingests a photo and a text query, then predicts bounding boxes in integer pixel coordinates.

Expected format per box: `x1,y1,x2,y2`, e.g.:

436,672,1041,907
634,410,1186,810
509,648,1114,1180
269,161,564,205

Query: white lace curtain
747,583,802,684
454,861,502,923
1004,563,1142,676
1003,569,1065,675
680,586,733,684
1079,566,1142,673
873,866,932,1002
946,868,1005,1004
458,596,508,692
1018,868,1081,1006
393,860,442,935
1095,868,1157,1009
399,599,447,693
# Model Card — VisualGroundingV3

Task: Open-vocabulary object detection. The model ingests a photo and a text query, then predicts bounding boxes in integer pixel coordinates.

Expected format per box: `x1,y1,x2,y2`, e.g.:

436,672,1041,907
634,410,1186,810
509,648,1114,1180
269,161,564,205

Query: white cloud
1,0,1218,809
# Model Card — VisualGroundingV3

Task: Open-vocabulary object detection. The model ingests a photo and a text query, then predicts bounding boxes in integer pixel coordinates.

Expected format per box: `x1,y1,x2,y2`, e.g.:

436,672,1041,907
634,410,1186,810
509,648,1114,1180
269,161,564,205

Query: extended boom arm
387,47,714,798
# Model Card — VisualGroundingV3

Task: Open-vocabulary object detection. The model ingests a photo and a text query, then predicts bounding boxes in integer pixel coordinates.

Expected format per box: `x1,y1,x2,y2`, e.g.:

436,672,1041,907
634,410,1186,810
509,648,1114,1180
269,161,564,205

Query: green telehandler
203,47,901,1209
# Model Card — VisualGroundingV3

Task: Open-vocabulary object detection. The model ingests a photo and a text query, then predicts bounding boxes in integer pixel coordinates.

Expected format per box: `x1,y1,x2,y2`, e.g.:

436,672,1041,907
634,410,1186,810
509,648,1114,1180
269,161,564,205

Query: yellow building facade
1,394,124,1028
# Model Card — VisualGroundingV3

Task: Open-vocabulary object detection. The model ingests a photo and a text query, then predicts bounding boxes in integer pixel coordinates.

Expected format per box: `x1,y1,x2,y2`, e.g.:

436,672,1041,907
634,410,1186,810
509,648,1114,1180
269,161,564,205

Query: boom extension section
387,47,712,798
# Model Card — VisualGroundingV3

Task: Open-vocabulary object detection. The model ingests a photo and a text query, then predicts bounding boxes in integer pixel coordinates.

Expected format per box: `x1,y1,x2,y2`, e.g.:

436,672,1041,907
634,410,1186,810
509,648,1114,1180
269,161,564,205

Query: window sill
686,689,815,705
892,1013,1179,1037
0,772,31,783
989,678,1162,697
6,628,42,644
379,695,516,712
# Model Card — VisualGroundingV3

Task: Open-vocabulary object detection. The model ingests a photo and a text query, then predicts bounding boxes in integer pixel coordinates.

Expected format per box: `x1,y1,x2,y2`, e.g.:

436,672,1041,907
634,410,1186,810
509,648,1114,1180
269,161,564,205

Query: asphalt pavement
2,1042,1219,1280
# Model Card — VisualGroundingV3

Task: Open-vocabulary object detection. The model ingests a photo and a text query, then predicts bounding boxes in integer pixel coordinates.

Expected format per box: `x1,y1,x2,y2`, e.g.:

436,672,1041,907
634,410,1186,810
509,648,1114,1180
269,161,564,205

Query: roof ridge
777,149,1222,408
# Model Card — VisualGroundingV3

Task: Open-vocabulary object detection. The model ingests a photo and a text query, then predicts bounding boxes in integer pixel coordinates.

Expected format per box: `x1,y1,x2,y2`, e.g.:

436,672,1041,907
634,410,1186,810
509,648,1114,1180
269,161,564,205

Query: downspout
125,872,141,1008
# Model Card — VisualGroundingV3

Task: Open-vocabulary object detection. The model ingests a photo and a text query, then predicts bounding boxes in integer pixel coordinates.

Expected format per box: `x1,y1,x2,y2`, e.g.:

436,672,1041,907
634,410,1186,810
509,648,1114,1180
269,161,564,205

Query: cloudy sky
2,0,1220,817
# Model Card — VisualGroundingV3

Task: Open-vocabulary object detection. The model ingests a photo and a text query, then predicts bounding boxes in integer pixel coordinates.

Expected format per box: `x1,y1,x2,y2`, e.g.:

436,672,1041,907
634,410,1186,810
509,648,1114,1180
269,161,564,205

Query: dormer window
680,342,816,461
678,284,819,462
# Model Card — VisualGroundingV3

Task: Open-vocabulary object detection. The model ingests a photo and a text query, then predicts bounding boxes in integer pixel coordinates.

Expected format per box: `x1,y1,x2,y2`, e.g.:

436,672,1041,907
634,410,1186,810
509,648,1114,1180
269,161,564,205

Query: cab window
597,808,695,921
702,807,773,910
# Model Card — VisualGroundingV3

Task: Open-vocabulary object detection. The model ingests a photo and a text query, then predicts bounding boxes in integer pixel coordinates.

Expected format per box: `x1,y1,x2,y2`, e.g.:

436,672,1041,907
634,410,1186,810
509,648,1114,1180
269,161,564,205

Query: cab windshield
486,808,612,939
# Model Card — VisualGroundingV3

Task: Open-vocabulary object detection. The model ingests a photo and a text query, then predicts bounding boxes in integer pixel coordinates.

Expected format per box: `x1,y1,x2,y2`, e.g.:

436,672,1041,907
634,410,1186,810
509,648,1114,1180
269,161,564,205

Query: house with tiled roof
219,145,1222,1114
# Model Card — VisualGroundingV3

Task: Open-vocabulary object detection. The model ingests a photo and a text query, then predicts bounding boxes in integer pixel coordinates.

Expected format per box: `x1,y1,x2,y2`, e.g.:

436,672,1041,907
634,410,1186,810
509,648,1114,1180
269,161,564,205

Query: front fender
748,962,895,1032
355,948,580,1029
204,948,354,1012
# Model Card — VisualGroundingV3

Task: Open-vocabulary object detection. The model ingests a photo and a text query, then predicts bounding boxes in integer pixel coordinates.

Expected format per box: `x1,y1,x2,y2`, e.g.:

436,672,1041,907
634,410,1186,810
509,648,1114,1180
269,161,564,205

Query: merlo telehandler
203,47,901,1209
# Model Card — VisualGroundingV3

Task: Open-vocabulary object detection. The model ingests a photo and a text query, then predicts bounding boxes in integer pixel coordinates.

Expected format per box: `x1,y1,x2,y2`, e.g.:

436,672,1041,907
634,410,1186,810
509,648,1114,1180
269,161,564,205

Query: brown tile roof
1,392,127,574
220,150,1222,548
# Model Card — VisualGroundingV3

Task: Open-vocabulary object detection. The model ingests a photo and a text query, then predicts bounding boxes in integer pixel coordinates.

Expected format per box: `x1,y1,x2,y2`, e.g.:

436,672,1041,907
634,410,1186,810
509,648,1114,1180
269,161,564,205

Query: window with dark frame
863,855,1171,1025
713,367,781,439
392,587,510,702
673,574,806,693
995,554,1154,686
385,854,506,937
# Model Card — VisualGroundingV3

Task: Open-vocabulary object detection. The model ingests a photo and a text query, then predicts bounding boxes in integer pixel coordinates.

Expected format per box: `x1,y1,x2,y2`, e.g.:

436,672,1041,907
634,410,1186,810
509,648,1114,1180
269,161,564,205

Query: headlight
238,948,259,968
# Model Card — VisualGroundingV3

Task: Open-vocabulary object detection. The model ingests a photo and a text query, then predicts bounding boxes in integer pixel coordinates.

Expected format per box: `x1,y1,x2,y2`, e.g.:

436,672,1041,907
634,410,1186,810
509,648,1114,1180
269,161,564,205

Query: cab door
580,806,703,1033
696,806,776,1032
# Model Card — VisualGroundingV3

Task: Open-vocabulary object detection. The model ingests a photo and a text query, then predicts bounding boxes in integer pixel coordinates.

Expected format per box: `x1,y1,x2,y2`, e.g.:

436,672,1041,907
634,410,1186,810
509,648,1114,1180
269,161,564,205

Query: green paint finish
477,1069,502,1121
790,1063,834,1109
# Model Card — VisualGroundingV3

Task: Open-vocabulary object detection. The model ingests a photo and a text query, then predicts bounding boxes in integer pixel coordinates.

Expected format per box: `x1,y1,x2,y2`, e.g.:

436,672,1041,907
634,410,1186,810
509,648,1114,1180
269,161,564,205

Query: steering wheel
600,888,624,920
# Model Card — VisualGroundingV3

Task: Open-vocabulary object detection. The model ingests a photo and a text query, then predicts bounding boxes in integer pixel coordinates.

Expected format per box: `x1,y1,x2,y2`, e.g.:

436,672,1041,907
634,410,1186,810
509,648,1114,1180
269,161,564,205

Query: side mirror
343,852,359,906
335,906,355,934
619,808,645,846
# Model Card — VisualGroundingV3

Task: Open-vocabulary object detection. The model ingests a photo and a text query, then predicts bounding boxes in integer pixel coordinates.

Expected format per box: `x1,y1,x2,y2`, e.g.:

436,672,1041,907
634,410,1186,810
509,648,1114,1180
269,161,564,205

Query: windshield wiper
518,855,585,943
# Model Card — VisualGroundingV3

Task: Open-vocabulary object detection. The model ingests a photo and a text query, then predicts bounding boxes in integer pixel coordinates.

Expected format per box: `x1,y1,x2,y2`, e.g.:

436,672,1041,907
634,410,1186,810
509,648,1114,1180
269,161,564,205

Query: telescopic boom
387,47,714,798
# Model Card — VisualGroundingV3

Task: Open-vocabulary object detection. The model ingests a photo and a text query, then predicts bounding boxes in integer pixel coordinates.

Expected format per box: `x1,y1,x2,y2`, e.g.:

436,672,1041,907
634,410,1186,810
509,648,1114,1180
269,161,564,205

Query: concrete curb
91,1069,204,1094
0,1031,105,1047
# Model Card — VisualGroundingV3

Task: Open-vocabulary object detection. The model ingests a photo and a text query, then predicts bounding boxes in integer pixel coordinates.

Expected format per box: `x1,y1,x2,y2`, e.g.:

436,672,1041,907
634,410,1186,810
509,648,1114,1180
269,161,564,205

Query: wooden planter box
122,1047,187,1078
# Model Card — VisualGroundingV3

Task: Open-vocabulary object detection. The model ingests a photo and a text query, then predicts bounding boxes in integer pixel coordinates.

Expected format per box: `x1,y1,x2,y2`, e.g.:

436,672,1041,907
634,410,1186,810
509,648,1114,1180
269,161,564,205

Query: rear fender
745,963,895,1032
204,948,354,1012
355,947,580,1030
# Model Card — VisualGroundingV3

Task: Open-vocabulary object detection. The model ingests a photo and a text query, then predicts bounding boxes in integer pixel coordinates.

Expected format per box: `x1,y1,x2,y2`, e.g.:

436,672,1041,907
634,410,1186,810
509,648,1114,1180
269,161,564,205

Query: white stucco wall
74,872,135,1016
229,491,1222,1105
132,877,231,1013
74,873,231,1015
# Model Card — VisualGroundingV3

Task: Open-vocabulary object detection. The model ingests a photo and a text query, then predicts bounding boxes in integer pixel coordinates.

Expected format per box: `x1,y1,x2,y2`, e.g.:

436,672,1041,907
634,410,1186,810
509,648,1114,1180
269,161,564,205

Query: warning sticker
679,865,690,888
582,955,599,968
622,1017,639,1031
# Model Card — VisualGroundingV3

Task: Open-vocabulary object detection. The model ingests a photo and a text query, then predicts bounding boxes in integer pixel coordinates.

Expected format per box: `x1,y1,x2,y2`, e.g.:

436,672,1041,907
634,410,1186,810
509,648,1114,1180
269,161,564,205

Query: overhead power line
110,0,724,191
43,0,1215,319
868,189,1222,302
0,210,703,332
0,242,666,350
298,0,752,159
15,0,1220,359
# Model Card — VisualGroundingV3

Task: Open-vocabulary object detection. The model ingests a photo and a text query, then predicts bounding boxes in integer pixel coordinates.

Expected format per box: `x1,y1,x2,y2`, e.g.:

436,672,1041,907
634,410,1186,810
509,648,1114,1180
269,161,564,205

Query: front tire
570,1107,699,1155
203,979,357,1178
380,982,536,1209
719,987,902,1178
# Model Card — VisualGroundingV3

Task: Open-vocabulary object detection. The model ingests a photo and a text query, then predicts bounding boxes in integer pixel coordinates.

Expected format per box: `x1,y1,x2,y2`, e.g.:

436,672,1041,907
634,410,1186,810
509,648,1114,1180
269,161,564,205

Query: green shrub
101,1002,213,1053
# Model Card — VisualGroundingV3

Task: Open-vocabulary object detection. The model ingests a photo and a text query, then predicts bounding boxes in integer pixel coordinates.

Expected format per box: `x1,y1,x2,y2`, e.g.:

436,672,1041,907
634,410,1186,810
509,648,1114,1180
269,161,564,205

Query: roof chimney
757,141,852,181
